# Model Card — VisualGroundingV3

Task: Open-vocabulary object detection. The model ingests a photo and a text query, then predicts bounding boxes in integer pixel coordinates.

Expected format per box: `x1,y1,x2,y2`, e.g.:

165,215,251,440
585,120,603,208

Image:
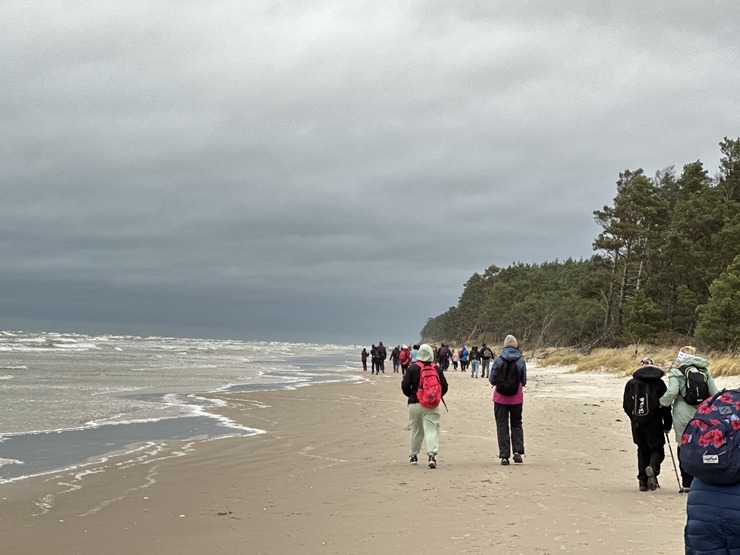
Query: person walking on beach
437,344,450,371
451,347,459,371
399,345,411,375
622,358,672,491
470,346,481,378
459,345,469,372
401,344,448,469
681,389,740,553
361,347,369,372
410,344,419,364
490,335,527,465
659,346,719,491
480,343,494,379
376,342,387,373
390,345,401,373
370,344,378,374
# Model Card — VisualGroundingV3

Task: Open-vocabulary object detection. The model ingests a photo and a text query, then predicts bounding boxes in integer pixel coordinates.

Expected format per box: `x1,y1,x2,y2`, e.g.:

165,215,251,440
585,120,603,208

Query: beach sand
0,364,699,554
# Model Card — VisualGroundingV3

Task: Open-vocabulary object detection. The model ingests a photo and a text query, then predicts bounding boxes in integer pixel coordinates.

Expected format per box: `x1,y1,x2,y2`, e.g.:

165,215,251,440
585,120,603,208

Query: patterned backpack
679,389,740,485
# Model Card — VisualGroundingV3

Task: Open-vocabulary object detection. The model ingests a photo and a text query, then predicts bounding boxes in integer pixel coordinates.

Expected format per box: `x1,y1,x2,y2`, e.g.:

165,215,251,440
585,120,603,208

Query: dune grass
536,346,740,377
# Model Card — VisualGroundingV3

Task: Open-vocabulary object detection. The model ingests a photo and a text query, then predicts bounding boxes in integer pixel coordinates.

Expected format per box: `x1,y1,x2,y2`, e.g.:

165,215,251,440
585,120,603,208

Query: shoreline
0,364,693,554
0,370,360,484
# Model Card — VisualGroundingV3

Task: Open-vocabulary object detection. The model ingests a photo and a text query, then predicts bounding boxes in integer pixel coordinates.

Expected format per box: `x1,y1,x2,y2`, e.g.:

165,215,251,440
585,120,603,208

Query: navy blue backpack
679,389,740,485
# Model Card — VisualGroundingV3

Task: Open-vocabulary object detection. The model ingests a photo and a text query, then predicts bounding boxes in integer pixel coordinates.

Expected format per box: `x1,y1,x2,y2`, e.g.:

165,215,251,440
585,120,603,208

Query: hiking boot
513,453,523,464
646,466,659,491
409,454,418,464
428,454,437,469
639,482,648,492
501,458,510,466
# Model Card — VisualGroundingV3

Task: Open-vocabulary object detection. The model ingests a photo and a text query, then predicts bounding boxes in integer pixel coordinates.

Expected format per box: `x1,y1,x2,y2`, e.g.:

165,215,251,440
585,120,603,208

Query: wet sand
0,363,702,554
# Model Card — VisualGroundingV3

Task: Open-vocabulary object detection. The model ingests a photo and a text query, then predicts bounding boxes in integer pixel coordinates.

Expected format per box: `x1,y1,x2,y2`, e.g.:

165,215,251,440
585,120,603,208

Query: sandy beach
1,363,709,554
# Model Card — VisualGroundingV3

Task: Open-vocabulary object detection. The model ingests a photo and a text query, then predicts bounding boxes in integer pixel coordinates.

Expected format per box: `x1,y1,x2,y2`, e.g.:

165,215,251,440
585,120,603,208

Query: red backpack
399,349,411,366
417,363,442,409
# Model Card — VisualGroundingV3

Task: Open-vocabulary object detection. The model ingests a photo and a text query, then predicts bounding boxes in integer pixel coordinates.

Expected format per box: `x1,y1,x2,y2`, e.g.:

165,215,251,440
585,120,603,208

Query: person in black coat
622,359,673,491
401,344,449,469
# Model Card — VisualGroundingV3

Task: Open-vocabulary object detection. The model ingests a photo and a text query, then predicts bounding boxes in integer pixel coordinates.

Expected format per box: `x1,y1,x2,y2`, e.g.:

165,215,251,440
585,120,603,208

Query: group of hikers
623,345,740,553
363,338,740,553
391,335,527,470
360,342,497,378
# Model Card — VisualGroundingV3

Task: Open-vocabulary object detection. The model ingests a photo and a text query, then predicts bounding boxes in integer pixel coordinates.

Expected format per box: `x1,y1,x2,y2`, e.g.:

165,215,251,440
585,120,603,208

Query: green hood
678,354,710,370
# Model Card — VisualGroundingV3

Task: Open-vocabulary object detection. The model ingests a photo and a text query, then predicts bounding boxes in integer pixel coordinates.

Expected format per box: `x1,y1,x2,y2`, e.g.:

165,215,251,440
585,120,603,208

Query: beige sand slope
2,363,714,554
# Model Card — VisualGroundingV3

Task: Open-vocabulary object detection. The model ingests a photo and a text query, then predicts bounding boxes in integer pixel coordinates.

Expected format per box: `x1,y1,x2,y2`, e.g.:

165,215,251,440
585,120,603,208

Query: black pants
677,446,694,488
494,403,524,459
631,422,665,481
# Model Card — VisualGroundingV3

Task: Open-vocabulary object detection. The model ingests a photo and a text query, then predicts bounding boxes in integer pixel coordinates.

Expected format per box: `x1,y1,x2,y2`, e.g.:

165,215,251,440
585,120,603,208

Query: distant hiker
399,345,411,375
470,346,481,378
390,345,401,373
480,343,495,379
451,347,459,370
459,345,469,372
361,347,369,372
370,344,378,374
659,346,719,491
437,344,450,371
489,335,527,465
410,344,419,364
401,344,448,469
376,342,387,373
622,362,672,491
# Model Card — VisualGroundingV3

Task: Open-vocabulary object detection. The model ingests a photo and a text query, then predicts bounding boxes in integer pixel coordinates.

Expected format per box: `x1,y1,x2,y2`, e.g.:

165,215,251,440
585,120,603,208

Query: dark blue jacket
685,478,740,554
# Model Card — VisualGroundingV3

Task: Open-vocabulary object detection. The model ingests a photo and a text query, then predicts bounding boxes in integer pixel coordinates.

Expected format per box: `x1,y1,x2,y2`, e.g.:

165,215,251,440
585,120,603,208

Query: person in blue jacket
685,478,740,554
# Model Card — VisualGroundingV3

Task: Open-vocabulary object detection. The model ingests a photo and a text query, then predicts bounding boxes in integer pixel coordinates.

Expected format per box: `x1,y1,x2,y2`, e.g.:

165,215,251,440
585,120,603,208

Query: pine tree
695,254,740,350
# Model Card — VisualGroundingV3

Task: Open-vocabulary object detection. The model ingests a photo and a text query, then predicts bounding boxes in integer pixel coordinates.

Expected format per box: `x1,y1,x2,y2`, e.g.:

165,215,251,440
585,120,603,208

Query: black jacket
401,362,449,405
622,365,673,436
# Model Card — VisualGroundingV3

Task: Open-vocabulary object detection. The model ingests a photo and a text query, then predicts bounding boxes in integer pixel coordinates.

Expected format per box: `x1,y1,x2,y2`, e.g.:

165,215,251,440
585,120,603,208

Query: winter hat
417,344,435,362
503,335,518,348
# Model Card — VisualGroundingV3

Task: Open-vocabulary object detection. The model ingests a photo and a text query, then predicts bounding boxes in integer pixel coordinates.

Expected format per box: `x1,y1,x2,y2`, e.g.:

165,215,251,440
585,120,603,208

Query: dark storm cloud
2,1,740,343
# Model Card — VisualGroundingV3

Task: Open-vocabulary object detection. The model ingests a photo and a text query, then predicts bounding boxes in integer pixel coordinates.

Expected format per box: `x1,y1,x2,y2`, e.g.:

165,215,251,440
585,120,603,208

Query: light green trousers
408,402,441,456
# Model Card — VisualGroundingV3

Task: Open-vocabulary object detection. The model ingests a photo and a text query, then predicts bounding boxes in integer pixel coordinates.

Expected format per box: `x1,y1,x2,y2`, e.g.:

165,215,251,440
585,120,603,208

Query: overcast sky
2,2,739,345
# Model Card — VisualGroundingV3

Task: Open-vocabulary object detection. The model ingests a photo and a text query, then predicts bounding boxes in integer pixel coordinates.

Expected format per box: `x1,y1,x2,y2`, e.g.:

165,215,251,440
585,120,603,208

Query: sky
2,2,739,345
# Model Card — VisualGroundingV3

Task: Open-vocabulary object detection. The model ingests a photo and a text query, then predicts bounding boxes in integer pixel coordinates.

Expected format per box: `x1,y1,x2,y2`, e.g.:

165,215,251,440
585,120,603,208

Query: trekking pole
665,432,684,493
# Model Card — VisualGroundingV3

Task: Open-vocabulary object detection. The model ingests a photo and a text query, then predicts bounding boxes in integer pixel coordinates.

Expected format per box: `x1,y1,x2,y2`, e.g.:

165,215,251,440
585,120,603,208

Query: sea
0,330,360,483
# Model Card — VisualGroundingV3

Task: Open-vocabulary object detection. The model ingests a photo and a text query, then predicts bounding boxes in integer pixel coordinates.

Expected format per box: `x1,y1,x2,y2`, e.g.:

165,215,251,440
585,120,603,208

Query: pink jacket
492,383,523,405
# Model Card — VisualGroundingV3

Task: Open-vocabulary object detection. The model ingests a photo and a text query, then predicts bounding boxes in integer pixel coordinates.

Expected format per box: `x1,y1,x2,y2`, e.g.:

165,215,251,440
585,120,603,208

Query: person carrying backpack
399,345,411,374
376,342,387,373
459,345,469,372
436,344,450,371
489,335,527,465
681,389,740,553
370,344,378,374
401,344,449,469
480,343,495,379
622,359,673,491
659,346,719,491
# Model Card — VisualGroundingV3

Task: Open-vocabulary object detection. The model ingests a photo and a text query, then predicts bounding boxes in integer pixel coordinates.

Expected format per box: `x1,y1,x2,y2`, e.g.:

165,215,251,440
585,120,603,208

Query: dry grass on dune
537,346,740,377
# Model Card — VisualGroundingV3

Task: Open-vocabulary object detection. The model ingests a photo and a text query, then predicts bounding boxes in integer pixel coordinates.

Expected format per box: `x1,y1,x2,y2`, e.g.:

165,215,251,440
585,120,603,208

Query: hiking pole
665,432,684,493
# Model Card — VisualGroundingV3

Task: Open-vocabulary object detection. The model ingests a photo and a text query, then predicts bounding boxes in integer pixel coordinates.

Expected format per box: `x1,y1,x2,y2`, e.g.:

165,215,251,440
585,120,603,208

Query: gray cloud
2,1,740,343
